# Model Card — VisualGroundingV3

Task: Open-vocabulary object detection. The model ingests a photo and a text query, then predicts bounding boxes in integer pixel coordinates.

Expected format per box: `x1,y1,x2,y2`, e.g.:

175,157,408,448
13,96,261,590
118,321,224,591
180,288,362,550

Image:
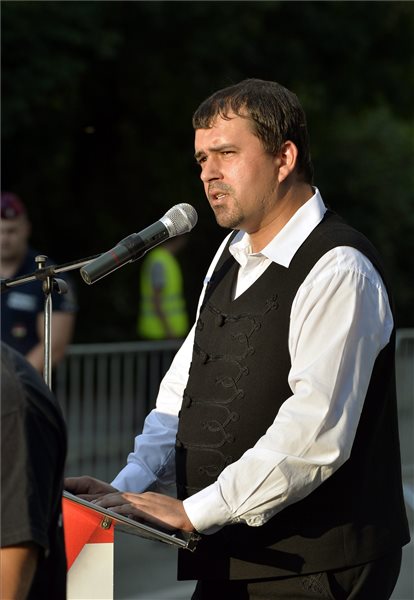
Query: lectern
63,491,199,600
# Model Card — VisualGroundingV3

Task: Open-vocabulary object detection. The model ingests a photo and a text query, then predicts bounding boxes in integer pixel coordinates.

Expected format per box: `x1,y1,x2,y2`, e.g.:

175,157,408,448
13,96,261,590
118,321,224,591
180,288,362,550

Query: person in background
1,342,67,599
66,79,409,599
137,236,189,340
1,192,77,373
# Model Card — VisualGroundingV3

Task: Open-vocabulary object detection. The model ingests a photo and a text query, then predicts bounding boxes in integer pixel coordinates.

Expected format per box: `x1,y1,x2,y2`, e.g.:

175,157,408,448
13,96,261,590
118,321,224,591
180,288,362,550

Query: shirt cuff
111,462,156,493
183,483,234,534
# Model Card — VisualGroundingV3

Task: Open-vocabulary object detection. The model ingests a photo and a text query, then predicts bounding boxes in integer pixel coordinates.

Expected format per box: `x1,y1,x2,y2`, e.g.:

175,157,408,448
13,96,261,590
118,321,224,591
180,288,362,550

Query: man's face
0,216,30,262
194,113,281,234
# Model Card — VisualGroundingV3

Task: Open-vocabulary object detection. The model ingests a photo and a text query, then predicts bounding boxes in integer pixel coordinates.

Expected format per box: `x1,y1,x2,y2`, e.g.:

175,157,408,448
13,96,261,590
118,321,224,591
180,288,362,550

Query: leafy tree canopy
2,1,413,339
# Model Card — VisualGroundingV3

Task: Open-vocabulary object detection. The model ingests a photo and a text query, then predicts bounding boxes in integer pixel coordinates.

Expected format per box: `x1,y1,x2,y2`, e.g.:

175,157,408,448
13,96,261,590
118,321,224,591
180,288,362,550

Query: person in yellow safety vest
137,237,189,339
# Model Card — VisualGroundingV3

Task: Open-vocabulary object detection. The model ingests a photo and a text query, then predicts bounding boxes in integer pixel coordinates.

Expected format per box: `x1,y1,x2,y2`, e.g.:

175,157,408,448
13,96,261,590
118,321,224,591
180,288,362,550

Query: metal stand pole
35,255,58,389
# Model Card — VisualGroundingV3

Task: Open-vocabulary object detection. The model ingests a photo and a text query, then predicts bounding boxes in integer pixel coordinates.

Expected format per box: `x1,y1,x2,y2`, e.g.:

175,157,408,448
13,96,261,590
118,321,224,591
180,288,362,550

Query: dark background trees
2,0,413,341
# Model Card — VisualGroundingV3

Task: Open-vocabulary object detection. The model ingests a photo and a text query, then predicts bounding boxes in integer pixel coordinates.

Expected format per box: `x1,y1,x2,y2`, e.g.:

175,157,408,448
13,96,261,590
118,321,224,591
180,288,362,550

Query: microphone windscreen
162,204,198,236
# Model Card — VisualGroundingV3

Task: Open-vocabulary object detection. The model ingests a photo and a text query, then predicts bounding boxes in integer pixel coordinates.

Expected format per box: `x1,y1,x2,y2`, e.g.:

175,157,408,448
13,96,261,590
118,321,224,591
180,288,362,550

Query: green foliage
2,0,413,339
317,106,414,326
2,1,121,136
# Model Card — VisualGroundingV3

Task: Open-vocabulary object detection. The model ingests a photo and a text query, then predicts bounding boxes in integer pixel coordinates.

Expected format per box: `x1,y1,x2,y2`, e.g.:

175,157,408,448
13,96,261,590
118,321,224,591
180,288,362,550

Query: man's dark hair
193,78,314,184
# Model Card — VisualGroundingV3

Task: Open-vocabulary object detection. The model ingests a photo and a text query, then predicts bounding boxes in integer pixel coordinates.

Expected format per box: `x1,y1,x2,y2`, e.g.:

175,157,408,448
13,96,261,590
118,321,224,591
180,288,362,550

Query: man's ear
276,141,299,183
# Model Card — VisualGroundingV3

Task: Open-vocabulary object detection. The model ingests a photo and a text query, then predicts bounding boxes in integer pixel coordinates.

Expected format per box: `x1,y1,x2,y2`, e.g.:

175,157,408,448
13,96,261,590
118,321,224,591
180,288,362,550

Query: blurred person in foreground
1,342,67,599
1,192,77,374
66,79,409,599
137,237,189,340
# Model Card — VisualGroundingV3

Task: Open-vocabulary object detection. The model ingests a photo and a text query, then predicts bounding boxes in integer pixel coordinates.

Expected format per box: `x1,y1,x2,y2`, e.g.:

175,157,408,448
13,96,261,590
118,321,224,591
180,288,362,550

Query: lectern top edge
63,491,200,552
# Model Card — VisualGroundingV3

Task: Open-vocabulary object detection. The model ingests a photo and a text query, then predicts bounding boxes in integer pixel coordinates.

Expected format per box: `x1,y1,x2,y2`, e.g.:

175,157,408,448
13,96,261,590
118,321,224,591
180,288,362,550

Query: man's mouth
209,191,227,204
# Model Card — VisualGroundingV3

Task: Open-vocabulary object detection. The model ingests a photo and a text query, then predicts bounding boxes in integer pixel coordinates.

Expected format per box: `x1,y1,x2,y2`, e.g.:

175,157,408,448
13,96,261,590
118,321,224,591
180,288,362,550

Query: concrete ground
114,533,195,599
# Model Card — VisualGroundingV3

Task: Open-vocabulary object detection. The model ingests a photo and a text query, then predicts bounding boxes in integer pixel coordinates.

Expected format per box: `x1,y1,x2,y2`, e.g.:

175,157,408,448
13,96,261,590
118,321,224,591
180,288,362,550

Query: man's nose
200,156,222,183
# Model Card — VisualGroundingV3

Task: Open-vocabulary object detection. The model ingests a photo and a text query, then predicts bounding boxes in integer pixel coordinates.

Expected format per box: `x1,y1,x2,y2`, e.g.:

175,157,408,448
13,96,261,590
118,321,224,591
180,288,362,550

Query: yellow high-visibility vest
137,247,189,339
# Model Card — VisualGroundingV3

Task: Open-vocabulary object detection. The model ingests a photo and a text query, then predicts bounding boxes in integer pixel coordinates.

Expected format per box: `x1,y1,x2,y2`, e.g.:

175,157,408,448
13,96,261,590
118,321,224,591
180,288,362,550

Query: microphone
80,203,198,285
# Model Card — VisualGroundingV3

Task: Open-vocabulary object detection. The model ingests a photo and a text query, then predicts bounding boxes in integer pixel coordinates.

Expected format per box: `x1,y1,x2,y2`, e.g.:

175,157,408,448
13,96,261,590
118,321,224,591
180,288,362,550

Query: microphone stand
1,253,100,390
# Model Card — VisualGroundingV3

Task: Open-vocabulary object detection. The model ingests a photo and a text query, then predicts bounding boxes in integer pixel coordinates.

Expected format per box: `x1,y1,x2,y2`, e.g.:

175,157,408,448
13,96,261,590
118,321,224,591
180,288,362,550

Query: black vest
176,212,409,580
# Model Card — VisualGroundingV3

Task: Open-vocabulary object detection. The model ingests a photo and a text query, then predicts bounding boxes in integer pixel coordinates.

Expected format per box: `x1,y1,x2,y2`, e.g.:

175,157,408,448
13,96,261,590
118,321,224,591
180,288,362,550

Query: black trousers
191,549,402,600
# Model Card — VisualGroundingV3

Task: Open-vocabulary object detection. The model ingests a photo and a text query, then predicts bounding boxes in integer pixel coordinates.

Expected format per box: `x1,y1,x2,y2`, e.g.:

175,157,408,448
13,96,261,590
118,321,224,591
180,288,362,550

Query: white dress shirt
112,189,393,534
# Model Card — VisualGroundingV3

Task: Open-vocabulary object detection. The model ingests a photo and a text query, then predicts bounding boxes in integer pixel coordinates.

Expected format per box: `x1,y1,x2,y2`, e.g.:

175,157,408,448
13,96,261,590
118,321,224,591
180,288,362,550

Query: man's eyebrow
194,150,205,161
194,144,237,161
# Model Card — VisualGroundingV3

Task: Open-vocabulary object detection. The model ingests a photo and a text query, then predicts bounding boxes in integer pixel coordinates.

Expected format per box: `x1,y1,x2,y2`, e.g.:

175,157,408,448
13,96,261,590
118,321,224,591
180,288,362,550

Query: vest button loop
196,319,204,331
199,350,209,364
216,314,226,327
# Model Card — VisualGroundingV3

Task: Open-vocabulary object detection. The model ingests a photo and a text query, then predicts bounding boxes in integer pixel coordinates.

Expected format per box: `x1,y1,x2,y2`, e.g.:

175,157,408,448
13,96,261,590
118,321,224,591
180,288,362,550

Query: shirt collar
229,188,327,268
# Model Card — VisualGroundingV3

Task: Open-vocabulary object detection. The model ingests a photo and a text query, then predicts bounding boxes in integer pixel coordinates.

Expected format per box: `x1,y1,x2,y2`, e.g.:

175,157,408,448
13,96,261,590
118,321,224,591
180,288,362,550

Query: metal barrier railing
57,331,414,485
56,340,182,481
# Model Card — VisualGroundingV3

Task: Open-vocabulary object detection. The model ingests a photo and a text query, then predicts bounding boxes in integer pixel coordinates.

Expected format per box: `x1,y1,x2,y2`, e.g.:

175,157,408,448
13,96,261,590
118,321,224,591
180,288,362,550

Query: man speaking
66,79,409,600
